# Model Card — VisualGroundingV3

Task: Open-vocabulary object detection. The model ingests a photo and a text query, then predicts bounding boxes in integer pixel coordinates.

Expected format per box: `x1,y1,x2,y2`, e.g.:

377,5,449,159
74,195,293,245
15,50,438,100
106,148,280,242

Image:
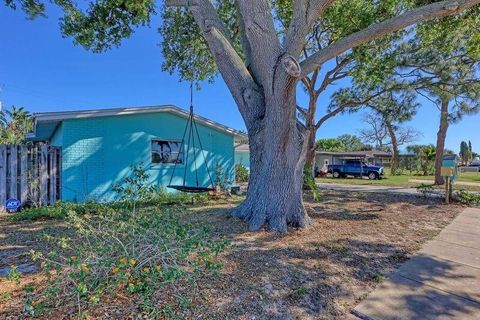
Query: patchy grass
0,191,464,319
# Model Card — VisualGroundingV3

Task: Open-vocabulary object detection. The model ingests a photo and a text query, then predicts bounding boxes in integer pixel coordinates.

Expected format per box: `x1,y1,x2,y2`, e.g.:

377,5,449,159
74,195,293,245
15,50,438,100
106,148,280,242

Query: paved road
317,182,435,197
409,179,480,187
353,207,480,320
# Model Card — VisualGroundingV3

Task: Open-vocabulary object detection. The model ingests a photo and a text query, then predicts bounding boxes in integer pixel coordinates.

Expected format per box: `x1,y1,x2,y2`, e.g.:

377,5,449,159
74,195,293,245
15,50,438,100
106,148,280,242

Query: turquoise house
234,143,250,171
28,105,245,203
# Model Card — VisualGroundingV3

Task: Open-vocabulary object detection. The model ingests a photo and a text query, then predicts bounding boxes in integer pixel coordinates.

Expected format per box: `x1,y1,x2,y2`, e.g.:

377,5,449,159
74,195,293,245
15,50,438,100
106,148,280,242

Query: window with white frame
151,139,183,164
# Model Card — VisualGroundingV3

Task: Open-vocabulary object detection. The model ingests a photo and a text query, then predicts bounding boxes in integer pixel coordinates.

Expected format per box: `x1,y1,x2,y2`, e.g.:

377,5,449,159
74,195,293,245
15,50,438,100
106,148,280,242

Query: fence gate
0,143,61,212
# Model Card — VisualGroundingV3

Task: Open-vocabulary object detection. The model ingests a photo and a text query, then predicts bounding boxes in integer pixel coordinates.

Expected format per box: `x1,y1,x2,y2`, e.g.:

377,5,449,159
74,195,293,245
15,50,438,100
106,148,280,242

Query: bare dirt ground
0,191,464,319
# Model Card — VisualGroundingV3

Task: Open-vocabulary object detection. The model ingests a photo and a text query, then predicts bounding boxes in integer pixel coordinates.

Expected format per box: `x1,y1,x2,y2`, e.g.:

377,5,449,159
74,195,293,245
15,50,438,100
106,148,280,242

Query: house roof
316,150,392,158
234,143,250,152
27,105,247,141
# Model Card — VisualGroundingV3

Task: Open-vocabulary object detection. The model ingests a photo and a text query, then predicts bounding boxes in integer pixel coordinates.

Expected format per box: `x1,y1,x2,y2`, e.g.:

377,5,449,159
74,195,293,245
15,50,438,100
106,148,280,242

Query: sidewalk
352,207,480,320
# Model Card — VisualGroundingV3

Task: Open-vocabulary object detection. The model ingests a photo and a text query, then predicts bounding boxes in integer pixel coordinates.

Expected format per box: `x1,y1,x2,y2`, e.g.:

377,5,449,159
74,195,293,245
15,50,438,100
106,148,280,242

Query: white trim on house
27,105,247,141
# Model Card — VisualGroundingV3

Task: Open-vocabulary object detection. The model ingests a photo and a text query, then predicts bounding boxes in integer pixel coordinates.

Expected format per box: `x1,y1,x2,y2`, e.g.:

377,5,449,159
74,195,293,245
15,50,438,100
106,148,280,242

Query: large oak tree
7,0,480,232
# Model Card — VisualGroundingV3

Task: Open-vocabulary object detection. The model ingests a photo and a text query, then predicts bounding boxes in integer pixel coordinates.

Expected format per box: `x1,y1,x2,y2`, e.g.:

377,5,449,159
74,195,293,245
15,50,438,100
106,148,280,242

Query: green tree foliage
315,134,368,152
0,106,34,144
159,1,238,84
315,138,346,152
234,163,249,183
459,140,472,163
337,134,367,152
407,144,437,175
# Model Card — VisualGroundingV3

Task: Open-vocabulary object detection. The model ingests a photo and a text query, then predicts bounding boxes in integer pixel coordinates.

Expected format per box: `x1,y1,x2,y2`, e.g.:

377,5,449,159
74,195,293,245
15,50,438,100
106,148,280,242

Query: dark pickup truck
327,160,384,180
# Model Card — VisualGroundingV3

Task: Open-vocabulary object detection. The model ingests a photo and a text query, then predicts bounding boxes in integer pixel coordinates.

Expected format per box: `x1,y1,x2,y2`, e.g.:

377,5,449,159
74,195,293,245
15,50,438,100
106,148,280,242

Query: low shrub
26,207,229,318
8,201,108,221
9,190,209,222
455,190,480,206
235,164,249,183
303,168,320,201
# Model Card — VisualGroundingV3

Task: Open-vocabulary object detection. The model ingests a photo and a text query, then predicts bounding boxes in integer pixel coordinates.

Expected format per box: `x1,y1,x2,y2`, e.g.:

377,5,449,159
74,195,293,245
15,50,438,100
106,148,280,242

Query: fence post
9,145,18,201
40,143,49,206
0,146,6,212
20,145,28,205
30,145,39,206
49,147,57,204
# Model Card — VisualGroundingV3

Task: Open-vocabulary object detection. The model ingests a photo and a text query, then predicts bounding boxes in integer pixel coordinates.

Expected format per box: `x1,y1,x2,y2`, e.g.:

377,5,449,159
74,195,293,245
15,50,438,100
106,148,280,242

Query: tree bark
385,121,399,175
434,99,450,185
233,88,310,233
304,96,319,177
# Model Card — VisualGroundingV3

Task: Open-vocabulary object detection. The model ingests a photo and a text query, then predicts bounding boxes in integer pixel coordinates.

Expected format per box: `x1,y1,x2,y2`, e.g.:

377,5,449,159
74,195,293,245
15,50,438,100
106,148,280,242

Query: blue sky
1,5,479,153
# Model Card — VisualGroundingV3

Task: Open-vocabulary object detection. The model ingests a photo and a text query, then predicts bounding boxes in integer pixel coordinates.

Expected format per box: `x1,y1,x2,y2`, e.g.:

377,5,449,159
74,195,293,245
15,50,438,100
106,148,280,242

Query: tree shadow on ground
195,196,466,319
0,216,69,270
209,231,479,319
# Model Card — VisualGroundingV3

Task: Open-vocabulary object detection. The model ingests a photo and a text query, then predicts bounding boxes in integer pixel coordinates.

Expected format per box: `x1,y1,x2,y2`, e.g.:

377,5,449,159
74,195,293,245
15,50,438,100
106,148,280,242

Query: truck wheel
368,172,379,180
333,171,341,178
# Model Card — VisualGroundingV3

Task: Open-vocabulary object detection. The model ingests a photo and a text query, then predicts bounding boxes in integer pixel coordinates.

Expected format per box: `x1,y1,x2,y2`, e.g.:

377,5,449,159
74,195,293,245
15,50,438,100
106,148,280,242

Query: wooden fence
0,144,61,212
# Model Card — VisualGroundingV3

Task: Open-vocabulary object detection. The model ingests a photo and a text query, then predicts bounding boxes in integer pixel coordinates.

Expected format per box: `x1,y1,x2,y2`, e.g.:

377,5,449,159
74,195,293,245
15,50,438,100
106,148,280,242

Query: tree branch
285,0,337,56
166,0,263,125
235,0,283,86
300,0,480,77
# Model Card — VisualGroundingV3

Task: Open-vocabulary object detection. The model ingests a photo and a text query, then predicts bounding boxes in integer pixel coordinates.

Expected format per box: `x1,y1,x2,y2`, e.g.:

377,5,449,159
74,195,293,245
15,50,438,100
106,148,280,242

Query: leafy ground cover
0,191,464,319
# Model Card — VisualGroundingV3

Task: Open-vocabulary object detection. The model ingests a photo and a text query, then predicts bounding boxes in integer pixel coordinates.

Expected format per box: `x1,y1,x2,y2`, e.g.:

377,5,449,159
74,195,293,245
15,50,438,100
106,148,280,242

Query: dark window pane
151,140,183,164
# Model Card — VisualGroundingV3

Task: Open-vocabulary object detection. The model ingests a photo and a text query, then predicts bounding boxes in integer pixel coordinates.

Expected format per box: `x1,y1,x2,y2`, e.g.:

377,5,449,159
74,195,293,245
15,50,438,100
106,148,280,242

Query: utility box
441,154,459,180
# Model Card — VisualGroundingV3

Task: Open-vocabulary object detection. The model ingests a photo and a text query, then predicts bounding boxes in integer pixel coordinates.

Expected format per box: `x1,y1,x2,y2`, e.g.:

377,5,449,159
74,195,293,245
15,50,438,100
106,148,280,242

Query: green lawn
316,169,480,192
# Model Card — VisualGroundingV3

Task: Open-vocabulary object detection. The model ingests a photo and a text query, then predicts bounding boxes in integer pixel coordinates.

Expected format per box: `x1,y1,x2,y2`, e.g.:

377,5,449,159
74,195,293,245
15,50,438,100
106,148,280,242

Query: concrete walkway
353,207,480,320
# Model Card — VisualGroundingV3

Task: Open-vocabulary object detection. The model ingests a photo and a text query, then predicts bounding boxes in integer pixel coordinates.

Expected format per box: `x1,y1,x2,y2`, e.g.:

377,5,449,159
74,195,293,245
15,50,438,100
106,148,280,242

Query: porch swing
167,84,215,193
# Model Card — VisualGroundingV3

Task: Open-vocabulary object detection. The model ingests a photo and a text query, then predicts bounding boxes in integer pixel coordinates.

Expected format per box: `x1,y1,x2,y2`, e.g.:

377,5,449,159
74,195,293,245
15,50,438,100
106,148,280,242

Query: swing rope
167,83,215,193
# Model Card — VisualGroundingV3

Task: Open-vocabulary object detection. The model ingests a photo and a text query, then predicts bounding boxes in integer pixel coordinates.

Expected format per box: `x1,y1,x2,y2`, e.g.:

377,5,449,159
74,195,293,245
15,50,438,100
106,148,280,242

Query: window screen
151,140,183,164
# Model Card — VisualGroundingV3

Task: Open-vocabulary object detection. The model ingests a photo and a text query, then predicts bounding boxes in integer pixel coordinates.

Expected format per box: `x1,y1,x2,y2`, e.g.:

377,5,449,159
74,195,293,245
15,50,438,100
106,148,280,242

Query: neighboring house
27,105,246,203
234,143,250,171
315,150,392,171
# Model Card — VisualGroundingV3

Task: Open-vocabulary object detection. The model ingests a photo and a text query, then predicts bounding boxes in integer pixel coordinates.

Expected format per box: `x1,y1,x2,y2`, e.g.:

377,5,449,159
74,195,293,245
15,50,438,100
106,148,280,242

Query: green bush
27,207,229,318
456,190,480,206
235,164,249,183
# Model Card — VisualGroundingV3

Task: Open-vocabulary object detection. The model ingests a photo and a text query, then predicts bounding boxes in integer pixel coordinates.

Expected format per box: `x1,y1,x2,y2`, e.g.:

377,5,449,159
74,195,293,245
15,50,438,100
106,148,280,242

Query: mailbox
441,154,458,179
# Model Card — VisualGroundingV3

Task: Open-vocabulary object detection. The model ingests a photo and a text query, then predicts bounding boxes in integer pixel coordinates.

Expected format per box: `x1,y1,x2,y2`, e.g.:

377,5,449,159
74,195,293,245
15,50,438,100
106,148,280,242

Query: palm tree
407,144,436,176
0,106,33,144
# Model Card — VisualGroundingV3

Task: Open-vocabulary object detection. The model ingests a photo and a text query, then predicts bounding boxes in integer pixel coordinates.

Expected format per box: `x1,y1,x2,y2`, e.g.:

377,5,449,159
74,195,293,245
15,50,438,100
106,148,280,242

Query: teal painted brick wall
50,123,63,147
53,112,235,203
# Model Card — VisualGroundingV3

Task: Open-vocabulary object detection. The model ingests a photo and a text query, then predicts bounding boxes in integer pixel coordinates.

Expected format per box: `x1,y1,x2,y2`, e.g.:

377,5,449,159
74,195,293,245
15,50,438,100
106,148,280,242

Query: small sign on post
441,155,459,204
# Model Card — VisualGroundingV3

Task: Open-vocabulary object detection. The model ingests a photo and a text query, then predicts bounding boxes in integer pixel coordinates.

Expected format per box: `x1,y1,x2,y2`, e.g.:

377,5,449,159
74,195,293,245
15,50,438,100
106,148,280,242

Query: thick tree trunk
386,122,399,175
233,93,310,233
434,99,450,185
